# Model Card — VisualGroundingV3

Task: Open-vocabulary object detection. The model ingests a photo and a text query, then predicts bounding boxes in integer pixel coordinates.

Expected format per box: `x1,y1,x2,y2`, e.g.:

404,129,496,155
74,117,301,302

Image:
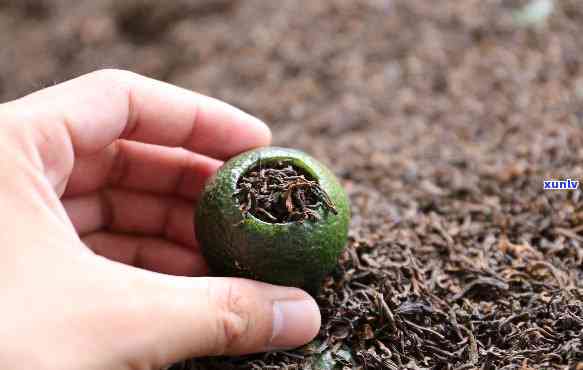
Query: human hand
0,70,320,370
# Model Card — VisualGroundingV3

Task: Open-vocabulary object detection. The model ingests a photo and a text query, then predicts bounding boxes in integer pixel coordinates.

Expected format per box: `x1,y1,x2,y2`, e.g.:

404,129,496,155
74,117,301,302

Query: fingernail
269,298,321,351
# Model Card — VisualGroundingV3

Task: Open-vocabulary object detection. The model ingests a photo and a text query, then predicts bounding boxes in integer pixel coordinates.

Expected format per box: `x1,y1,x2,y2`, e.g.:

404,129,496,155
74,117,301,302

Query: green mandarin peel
195,147,351,295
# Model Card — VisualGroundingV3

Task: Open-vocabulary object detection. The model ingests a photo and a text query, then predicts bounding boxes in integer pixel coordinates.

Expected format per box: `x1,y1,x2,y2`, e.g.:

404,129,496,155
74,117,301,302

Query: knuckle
87,69,140,90
107,140,129,186
90,68,134,81
209,280,252,354
84,69,136,103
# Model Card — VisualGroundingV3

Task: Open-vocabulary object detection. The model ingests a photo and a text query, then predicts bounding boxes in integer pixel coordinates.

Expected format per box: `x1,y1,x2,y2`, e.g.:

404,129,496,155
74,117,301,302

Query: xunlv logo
543,179,580,190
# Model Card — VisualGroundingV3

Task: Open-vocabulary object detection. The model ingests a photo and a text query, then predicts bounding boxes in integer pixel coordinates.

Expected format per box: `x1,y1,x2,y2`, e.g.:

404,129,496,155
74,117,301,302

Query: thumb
106,264,321,367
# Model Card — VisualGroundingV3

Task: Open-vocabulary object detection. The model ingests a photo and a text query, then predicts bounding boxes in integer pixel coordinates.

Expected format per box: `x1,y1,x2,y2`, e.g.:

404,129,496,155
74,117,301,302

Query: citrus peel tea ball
195,147,351,295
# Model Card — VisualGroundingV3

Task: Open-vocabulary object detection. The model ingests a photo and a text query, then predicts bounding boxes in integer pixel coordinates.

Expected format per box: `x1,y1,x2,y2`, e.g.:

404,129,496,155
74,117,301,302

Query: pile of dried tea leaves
235,161,337,224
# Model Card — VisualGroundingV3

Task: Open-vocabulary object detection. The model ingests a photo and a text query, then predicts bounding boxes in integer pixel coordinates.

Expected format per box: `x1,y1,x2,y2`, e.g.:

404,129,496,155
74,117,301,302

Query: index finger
12,68,271,160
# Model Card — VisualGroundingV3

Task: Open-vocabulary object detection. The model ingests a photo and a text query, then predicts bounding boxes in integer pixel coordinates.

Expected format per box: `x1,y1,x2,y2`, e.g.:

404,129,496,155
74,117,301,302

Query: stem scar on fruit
195,146,350,296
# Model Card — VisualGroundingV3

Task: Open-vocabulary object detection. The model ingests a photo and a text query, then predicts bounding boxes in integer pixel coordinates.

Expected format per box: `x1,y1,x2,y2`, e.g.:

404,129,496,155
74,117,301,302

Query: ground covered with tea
1,0,582,369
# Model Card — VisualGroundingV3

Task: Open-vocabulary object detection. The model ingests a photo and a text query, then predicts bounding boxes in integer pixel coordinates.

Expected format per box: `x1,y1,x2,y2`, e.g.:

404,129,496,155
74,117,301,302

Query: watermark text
543,179,579,190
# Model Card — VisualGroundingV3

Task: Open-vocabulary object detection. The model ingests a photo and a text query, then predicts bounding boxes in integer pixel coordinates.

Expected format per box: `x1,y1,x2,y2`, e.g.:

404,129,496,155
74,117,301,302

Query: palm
61,141,222,275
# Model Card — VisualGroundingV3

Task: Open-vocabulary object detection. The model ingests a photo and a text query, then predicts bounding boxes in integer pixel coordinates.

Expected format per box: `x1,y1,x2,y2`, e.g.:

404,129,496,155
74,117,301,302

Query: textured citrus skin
195,147,350,294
